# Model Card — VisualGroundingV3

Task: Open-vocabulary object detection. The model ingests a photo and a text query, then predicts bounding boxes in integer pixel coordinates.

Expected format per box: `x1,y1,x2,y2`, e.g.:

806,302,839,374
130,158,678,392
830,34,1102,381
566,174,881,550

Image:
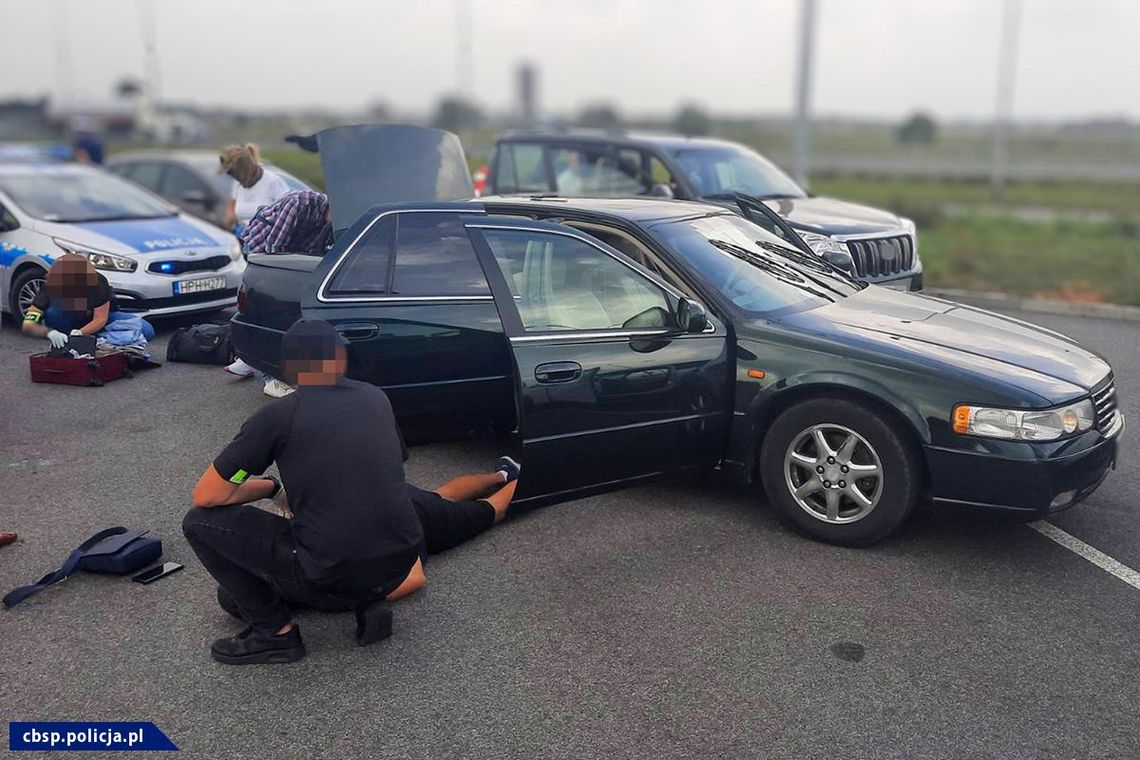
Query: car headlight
952,399,1096,441
53,239,137,272
799,231,853,269
229,239,242,261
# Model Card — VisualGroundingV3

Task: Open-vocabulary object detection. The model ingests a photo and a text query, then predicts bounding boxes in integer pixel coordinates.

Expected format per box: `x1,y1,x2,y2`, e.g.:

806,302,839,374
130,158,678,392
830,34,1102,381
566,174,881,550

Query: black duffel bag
166,323,233,365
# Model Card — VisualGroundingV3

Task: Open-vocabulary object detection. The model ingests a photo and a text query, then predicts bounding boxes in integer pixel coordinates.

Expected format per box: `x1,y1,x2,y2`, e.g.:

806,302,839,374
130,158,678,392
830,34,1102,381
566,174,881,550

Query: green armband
228,469,250,484
23,310,42,323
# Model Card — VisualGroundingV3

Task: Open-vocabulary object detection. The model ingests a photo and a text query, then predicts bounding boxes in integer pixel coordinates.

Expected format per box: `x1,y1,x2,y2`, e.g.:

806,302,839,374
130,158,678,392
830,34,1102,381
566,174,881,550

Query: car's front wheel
10,267,47,321
760,397,921,546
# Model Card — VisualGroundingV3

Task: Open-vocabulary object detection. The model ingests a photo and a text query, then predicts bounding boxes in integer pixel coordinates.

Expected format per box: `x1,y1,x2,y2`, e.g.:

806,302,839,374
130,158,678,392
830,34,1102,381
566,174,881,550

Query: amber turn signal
952,405,972,434
747,369,766,379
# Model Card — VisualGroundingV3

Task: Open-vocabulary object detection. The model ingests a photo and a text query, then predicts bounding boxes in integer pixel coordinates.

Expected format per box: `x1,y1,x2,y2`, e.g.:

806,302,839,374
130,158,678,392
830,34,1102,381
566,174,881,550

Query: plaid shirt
241,190,333,255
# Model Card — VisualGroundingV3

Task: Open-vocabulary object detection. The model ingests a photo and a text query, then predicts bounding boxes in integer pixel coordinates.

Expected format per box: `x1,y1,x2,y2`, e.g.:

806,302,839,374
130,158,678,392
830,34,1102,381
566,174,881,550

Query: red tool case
29,350,129,387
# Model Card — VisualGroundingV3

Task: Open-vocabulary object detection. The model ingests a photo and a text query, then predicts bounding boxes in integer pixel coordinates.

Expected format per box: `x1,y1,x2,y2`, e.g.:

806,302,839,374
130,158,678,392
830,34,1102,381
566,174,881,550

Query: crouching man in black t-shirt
183,320,436,665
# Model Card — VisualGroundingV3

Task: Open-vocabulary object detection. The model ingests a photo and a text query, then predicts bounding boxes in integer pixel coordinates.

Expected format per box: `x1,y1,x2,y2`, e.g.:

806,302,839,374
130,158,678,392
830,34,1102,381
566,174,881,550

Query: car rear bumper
230,314,283,376
925,419,1123,515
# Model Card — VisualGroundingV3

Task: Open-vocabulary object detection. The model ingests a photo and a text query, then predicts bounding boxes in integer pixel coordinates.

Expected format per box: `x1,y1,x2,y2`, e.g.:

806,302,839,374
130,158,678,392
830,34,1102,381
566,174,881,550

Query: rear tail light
236,286,247,314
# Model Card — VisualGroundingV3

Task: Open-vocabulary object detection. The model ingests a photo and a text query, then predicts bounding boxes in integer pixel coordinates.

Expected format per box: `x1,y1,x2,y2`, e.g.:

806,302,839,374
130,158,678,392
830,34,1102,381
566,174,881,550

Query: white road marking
1029,521,1140,591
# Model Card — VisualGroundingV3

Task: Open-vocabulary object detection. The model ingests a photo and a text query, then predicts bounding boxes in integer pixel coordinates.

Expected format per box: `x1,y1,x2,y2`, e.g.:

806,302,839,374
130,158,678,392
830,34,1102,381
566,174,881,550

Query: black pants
182,506,405,634
406,484,496,555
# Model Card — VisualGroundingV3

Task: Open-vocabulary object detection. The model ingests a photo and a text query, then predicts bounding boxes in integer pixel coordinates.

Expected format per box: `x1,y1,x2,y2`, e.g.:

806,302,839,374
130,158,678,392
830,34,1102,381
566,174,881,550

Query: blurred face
47,255,99,310
284,346,346,385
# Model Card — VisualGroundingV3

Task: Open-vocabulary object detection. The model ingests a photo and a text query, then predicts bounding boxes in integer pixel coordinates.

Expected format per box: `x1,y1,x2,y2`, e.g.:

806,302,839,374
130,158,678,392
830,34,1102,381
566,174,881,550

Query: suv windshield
0,169,176,223
670,146,805,199
654,213,861,316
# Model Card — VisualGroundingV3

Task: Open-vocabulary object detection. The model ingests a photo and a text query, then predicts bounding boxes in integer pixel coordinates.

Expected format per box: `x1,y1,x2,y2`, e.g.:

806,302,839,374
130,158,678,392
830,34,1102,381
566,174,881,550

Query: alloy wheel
17,276,45,318
783,423,884,524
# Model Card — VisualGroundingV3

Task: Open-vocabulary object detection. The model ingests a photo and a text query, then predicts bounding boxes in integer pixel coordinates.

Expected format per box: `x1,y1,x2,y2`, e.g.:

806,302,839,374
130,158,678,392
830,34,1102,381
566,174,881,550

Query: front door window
480,229,670,332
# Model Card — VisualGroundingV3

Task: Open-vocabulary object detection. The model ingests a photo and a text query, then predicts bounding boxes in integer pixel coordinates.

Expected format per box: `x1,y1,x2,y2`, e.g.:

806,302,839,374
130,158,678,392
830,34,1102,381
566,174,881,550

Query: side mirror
649,183,675,199
676,297,709,333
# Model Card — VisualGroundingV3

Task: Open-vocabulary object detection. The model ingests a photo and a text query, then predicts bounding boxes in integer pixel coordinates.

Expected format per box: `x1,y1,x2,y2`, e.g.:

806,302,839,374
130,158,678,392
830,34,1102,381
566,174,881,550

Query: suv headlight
952,399,1096,441
799,231,853,270
53,239,138,272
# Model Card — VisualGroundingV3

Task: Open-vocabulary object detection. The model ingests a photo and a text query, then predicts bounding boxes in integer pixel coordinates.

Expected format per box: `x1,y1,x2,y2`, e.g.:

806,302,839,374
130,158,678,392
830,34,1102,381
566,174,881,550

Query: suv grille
1092,378,1120,433
846,234,916,278
147,256,231,276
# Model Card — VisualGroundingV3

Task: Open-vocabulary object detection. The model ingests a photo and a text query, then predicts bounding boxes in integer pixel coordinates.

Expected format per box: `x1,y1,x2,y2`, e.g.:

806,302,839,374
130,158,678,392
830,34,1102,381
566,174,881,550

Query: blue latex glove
47,330,67,349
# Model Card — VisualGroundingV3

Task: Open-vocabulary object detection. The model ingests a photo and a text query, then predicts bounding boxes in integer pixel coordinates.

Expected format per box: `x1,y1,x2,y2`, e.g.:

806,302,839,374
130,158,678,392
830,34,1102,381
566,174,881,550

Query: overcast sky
2,0,1137,121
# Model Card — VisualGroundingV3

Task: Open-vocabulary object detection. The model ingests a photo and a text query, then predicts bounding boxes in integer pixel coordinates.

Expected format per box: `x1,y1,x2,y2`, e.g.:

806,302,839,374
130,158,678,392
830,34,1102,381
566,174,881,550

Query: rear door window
390,213,490,296
494,143,549,193
325,214,397,295
160,165,209,199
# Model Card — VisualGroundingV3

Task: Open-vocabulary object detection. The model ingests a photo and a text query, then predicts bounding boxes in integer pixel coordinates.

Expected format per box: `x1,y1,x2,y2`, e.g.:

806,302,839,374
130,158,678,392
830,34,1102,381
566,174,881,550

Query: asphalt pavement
1,307,1137,759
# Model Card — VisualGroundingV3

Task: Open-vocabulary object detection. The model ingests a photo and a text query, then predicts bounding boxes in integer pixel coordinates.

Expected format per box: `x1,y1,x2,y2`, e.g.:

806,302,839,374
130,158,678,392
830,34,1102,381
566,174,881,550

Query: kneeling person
22,254,154,347
183,319,424,665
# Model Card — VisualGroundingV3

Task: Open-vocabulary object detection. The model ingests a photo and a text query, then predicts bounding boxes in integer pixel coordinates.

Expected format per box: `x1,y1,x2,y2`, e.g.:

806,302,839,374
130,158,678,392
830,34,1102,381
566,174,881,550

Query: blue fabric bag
3,527,162,609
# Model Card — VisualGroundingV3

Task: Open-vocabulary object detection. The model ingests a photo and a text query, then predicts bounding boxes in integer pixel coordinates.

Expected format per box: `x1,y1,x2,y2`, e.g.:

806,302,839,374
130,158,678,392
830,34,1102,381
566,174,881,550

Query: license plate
174,276,225,295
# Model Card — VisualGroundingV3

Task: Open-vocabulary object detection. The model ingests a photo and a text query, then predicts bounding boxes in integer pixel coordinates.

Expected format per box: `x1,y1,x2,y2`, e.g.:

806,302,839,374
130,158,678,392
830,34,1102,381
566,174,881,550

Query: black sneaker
211,625,306,665
496,455,522,483
216,585,244,621
354,599,394,646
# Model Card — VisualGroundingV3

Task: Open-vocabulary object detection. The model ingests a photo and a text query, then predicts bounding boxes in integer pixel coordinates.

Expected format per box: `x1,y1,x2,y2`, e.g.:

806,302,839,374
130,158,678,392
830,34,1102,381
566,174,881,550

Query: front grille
147,256,231,276
1092,377,1120,433
846,234,916,278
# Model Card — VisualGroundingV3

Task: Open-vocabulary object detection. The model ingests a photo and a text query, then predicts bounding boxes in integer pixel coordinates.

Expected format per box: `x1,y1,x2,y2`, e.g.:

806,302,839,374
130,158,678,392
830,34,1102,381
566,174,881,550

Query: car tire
9,266,47,321
759,397,921,546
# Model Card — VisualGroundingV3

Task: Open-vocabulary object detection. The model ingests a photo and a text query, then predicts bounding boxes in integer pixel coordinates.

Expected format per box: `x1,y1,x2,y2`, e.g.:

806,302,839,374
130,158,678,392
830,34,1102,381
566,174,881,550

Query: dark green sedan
233,125,1124,545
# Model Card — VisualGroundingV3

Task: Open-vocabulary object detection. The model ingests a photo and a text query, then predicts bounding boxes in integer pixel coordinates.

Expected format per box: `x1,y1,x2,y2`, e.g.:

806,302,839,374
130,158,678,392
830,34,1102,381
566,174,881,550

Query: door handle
336,322,380,341
534,361,582,384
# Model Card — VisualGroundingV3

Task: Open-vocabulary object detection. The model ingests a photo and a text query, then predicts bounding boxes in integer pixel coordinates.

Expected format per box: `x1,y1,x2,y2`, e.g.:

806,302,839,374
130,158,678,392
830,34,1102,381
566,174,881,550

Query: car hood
32,214,233,257
303,124,474,234
760,195,903,236
778,287,1111,401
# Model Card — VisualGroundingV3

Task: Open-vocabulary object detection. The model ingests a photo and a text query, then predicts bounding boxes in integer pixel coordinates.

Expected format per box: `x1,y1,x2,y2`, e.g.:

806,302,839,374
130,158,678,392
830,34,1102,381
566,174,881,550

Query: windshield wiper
709,240,836,302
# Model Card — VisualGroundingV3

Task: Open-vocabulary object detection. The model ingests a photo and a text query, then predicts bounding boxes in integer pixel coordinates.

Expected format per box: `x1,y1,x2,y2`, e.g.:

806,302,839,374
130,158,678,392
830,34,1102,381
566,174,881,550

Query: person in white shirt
217,144,294,397
218,144,291,230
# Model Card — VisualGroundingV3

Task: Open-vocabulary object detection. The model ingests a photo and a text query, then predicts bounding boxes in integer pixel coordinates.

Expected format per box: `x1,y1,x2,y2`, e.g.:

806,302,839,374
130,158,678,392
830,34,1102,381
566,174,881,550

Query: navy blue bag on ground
3,527,162,609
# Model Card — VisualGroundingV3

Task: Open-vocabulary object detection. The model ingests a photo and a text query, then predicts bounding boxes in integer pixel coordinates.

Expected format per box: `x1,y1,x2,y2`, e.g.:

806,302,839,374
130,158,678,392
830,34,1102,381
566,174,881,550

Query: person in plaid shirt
240,190,333,256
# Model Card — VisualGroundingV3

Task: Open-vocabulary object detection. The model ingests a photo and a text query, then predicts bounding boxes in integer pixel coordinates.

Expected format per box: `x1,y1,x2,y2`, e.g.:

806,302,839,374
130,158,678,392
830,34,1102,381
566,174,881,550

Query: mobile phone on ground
132,562,184,584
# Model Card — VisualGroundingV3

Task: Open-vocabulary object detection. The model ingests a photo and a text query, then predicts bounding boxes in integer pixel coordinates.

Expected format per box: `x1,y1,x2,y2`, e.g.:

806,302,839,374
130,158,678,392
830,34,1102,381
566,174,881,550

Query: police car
0,162,245,319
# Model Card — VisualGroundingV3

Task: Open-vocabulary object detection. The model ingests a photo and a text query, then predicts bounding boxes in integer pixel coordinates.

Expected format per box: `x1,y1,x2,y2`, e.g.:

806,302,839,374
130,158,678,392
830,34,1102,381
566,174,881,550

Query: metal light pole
454,0,473,98
792,0,817,189
991,0,1022,201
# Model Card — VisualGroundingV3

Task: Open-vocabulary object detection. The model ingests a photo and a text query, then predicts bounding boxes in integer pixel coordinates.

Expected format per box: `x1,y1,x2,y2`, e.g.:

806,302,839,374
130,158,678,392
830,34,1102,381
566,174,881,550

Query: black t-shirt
31,273,117,320
213,378,423,590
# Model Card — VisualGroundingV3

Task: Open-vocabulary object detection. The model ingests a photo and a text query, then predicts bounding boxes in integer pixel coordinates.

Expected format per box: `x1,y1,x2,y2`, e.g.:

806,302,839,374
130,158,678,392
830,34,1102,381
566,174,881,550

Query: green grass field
918,216,1140,305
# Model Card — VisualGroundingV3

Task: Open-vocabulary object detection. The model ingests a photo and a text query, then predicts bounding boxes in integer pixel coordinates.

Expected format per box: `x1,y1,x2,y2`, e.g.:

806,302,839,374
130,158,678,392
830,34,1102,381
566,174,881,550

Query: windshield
0,169,176,223
654,213,862,316
670,146,805,199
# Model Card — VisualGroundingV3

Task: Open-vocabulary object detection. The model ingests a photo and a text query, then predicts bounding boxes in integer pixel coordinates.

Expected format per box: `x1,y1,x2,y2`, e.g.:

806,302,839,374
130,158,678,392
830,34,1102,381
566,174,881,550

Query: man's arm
21,307,50,338
74,302,110,335
192,464,276,508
